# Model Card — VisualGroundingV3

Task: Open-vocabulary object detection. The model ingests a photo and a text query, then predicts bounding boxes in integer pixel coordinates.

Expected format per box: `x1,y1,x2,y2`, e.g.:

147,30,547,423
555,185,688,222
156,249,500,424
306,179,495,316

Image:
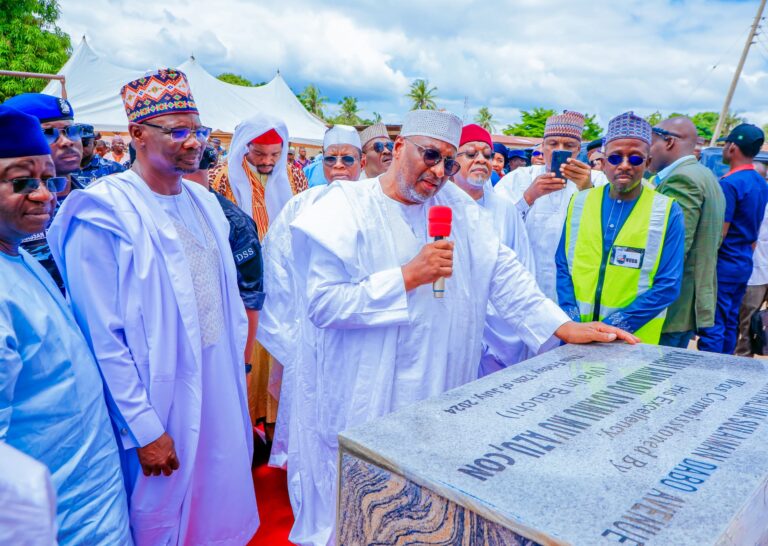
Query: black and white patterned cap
400,110,462,149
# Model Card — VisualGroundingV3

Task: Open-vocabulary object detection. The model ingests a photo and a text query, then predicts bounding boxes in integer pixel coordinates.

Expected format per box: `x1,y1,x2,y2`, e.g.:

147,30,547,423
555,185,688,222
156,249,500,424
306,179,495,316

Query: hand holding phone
549,150,571,179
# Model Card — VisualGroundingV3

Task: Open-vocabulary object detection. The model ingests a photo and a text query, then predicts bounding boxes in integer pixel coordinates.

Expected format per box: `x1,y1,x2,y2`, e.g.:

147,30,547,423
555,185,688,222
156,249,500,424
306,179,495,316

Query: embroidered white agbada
286,178,569,546
47,170,258,546
475,181,538,376
494,164,608,301
257,183,333,472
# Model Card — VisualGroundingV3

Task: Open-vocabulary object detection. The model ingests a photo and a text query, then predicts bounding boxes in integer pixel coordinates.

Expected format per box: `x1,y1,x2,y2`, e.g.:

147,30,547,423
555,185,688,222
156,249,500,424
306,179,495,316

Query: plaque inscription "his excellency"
339,344,768,545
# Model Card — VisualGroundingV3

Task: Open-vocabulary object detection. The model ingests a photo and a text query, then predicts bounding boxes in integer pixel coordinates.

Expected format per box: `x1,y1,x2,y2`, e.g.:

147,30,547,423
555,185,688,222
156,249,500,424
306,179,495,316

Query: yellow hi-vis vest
564,184,673,344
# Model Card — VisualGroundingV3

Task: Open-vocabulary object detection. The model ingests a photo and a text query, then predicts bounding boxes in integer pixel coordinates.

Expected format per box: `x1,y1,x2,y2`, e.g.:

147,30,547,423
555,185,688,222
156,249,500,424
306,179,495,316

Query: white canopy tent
42,38,327,145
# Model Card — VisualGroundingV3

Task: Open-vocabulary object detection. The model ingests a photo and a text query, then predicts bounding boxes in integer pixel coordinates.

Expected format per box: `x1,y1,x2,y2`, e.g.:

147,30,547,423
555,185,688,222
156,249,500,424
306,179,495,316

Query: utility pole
710,0,766,146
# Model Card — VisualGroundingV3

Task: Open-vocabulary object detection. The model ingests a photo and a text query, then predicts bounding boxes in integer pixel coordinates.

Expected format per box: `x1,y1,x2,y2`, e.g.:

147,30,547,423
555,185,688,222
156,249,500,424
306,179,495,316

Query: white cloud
58,0,768,129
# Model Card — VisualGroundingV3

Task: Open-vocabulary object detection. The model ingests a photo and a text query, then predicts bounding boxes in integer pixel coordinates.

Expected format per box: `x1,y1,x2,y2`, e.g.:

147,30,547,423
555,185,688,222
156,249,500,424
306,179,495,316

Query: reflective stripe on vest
564,184,673,344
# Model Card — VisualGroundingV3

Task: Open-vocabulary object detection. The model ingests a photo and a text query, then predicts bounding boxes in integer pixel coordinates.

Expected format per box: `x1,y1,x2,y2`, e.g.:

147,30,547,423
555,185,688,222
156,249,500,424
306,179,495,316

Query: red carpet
247,432,294,545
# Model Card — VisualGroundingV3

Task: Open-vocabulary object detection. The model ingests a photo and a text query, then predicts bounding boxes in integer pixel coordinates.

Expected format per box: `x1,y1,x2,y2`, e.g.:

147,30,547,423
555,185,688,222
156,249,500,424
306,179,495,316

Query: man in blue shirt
556,111,685,341
698,124,768,354
0,105,131,545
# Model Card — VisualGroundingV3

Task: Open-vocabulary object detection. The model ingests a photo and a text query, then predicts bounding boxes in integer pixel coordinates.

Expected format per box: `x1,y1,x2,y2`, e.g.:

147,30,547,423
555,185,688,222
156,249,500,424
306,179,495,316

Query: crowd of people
2,66,767,546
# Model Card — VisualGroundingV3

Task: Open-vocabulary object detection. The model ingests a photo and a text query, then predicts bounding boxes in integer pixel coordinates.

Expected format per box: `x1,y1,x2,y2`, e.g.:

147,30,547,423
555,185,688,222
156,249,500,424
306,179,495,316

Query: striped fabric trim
567,190,590,276
637,193,670,293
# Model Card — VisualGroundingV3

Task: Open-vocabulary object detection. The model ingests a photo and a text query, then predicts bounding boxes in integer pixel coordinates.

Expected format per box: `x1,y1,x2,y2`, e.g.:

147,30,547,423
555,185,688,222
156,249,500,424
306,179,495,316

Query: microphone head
428,206,452,237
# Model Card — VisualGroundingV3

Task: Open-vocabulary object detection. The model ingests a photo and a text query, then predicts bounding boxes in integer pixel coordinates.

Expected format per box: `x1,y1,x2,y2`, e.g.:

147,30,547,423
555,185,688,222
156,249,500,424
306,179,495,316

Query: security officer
72,123,124,187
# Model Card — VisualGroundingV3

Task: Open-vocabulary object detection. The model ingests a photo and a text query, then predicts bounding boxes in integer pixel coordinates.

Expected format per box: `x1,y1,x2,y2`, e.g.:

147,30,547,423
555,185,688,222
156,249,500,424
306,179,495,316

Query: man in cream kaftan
494,110,608,301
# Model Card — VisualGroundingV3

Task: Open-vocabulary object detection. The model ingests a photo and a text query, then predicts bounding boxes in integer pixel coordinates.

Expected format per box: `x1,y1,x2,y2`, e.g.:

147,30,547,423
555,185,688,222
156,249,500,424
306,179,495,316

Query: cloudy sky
58,0,768,129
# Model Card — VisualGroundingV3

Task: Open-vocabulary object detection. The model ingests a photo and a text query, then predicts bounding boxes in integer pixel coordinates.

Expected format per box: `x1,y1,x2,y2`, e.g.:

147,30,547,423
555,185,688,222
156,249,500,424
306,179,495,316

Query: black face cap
719,123,765,152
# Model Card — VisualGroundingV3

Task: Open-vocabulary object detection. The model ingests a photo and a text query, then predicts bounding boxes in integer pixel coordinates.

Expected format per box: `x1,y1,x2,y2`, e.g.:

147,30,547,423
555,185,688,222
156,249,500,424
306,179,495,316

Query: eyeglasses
457,148,493,161
651,127,682,139
606,154,647,166
531,150,543,157
141,121,212,142
0,176,67,194
368,141,394,154
589,157,605,168
405,138,460,176
323,155,358,167
42,125,83,144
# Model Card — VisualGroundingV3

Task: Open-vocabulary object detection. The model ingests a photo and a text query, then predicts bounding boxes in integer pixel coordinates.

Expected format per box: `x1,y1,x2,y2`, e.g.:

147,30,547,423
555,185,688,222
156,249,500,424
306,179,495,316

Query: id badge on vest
610,246,644,269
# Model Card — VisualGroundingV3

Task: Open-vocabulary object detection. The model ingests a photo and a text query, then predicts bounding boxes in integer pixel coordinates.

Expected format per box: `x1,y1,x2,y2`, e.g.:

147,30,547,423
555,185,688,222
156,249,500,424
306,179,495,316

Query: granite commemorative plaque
338,343,768,545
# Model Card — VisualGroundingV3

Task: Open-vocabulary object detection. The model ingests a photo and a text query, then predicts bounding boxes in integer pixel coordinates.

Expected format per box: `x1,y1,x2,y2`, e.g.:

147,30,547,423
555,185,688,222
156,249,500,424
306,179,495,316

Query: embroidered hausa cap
120,68,198,124
544,110,586,141
606,111,652,145
323,125,361,150
359,123,390,148
400,110,463,149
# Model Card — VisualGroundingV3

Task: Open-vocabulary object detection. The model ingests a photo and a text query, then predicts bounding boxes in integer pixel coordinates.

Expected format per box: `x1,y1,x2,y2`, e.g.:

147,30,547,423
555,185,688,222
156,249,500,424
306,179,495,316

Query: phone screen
549,150,571,178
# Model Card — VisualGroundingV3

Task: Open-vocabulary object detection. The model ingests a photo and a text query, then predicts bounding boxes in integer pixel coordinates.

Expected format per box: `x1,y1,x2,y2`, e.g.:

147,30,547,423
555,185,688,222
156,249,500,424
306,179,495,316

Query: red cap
459,124,492,149
428,206,452,237
250,128,283,146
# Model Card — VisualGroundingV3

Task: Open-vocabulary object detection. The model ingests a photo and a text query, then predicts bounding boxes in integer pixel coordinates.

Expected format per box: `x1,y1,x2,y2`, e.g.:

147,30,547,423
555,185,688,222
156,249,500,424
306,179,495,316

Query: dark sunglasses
531,150,543,157
43,125,83,144
1,176,67,194
323,155,358,167
405,138,460,176
369,141,394,154
142,121,212,142
457,148,493,161
589,158,604,168
606,154,646,166
651,127,682,139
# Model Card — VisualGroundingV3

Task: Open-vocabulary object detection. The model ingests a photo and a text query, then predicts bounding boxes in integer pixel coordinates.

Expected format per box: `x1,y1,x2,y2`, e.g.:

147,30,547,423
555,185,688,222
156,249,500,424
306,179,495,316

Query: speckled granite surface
338,344,768,545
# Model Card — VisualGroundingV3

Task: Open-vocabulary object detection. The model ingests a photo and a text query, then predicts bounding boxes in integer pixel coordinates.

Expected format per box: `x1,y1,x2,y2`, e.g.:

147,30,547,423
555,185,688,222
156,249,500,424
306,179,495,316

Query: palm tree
335,96,361,125
299,84,326,119
475,107,495,133
407,79,438,110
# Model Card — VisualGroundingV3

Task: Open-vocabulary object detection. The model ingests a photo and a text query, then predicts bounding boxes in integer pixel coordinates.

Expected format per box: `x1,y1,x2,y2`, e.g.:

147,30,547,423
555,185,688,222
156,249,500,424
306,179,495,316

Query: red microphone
428,206,452,299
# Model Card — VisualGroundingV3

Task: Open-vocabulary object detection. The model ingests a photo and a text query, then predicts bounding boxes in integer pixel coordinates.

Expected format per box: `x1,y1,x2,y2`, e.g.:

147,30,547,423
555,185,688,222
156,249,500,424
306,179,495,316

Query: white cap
323,125,362,150
400,110,462,149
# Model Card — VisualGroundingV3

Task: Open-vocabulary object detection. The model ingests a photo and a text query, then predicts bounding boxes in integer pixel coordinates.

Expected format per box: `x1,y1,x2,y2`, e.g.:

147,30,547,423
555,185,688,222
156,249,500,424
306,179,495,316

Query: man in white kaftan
257,126,363,520
0,105,131,545
451,123,537,376
495,110,608,301
48,69,257,546
284,110,638,545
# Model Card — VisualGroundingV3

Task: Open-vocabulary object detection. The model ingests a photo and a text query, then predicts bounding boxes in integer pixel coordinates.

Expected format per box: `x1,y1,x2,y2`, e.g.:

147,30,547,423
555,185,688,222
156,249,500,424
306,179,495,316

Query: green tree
475,106,496,133
645,111,663,126
407,79,438,110
0,0,72,102
503,107,555,137
691,111,744,140
217,73,265,87
332,96,362,125
582,114,603,141
299,84,326,119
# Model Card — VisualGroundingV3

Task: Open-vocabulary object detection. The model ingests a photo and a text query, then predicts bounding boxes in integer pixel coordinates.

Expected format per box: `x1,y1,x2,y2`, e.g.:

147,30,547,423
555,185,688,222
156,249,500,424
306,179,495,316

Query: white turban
227,112,292,227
